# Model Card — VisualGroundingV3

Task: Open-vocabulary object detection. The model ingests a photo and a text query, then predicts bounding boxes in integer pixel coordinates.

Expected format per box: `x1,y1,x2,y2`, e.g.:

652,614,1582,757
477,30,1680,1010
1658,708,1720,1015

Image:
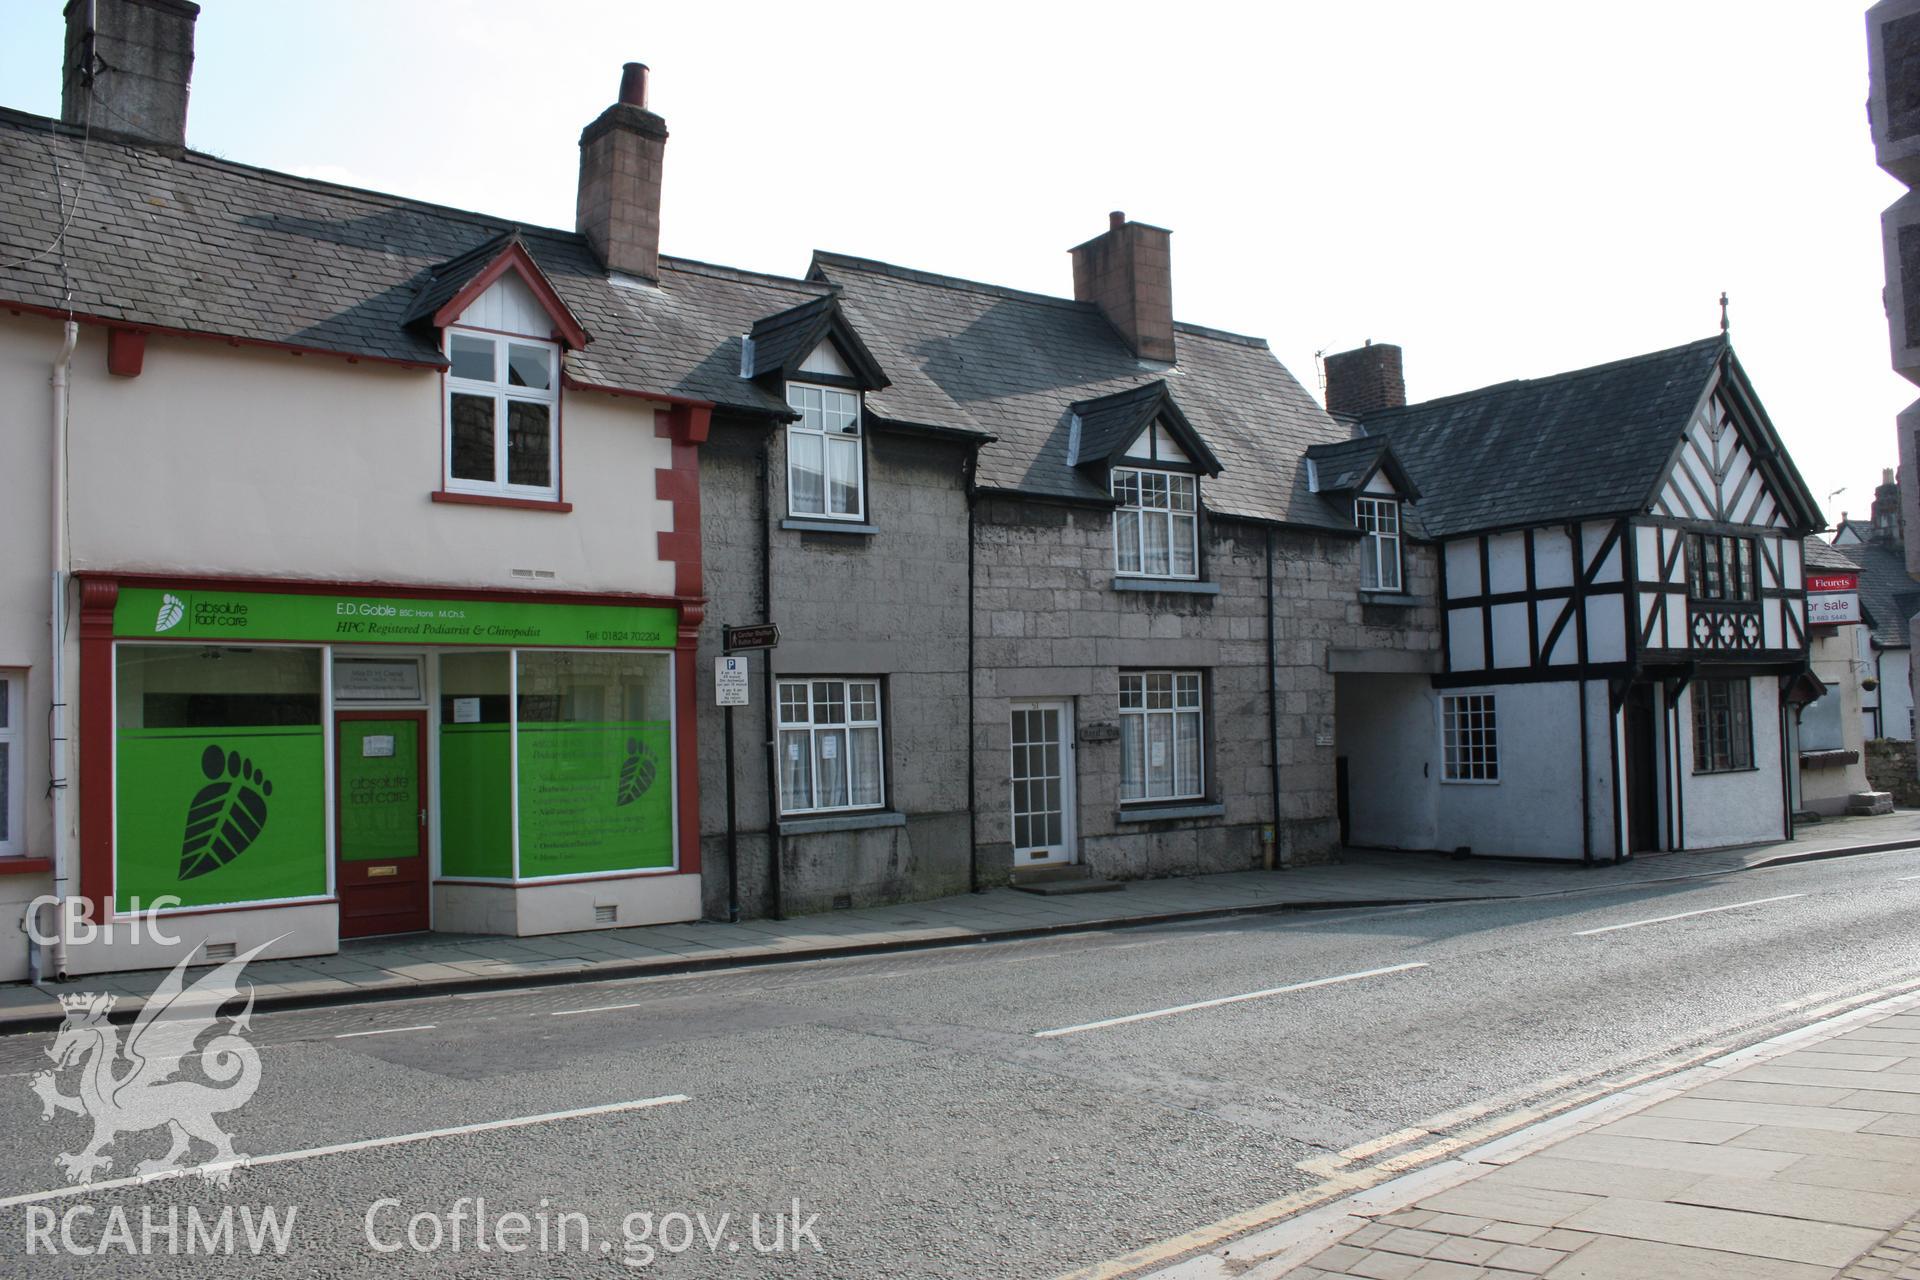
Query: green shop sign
115,587,676,649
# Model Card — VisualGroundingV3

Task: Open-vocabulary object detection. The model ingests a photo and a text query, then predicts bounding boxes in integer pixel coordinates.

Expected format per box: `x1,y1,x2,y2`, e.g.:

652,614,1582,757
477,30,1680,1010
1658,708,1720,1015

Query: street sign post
723,623,780,652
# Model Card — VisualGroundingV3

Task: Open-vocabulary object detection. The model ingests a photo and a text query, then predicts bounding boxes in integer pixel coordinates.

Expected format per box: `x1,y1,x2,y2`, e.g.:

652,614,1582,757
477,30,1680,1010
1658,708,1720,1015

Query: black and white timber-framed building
1330,337,1823,861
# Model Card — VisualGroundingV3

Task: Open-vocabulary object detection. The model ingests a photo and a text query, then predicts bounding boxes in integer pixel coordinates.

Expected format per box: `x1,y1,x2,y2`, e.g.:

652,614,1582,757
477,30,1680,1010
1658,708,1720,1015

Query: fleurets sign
1806,571,1863,627
117,588,676,648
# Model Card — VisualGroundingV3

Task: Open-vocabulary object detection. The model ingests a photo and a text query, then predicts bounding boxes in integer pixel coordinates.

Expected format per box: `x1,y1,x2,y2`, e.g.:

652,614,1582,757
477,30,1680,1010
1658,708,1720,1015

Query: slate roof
0,109,1357,527
1359,338,1737,539
810,253,1354,528
1836,519,1875,544
0,108,817,416
1804,538,1858,571
1842,536,1920,649
1303,437,1421,502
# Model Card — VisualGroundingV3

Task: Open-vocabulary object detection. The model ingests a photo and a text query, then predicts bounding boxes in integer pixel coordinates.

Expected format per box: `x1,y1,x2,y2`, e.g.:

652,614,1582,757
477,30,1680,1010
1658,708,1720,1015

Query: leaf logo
179,745,273,880
616,737,658,807
154,593,185,633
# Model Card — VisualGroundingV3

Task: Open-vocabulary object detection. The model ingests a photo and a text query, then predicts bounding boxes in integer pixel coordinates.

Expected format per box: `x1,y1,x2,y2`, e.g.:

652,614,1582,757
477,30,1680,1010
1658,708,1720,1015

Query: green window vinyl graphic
114,587,677,649
337,721,420,862
439,724,513,878
116,727,327,909
517,722,673,877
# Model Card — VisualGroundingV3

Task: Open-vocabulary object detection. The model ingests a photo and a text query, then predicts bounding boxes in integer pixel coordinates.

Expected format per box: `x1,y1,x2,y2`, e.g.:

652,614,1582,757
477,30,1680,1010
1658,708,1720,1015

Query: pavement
6,809,1919,1033
1147,987,1920,1280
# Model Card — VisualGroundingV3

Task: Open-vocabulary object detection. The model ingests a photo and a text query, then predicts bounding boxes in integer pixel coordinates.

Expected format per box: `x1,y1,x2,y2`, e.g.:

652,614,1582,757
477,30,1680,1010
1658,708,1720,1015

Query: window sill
1115,801,1226,823
1112,577,1221,595
0,857,52,876
1360,591,1419,606
1692,766,1760,776
776,809,906,836
1439,778,1501,786
433,490,572,513
781,518,878,536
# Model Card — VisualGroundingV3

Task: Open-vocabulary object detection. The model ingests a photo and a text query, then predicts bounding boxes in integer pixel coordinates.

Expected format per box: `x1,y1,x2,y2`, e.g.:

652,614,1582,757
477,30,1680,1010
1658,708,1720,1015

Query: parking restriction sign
715,655,750,705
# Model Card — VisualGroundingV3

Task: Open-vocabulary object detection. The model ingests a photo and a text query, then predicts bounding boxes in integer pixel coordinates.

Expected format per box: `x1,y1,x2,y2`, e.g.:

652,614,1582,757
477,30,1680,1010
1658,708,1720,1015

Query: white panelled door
1010,700,1076,865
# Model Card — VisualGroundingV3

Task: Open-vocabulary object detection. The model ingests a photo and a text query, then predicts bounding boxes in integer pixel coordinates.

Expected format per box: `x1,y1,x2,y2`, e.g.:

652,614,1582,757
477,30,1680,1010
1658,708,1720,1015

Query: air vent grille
593,904,617,925
203,941,237,963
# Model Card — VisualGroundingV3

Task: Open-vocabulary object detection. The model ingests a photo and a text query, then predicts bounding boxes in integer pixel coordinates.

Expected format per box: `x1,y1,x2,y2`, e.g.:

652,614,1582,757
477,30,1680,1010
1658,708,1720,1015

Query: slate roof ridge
657,254,832,297
1363,335,1727,421
810,250,1270,349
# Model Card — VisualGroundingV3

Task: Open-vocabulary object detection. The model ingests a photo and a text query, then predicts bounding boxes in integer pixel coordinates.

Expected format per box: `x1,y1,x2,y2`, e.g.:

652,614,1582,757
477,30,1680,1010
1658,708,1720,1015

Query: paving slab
1670,1174,1920,1230
1539,1235,1831,1279
1554,1197,1881,1267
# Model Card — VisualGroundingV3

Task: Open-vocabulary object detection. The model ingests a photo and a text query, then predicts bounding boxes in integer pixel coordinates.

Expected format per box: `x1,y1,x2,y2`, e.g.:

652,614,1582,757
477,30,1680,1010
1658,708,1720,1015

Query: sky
0,0,1909,527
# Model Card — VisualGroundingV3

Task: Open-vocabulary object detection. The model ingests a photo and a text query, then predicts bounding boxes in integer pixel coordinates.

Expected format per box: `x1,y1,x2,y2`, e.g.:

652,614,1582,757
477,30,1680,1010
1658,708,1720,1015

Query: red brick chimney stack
577,62,668,282
1323,341,1407,417
1070,212,1175,364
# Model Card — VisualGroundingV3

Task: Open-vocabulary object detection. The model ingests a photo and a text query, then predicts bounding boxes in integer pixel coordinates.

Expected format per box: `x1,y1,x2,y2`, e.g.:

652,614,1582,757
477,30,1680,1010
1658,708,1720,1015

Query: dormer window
445,329,560,501
786,383,864,519
1113,467,1199,579
1356,496,1401,592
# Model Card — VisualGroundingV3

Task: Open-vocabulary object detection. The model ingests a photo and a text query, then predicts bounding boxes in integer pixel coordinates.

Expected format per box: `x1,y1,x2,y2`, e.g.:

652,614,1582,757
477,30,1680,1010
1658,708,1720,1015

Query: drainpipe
966,454,979,893
44,320,79,983
1265,527,1283,869
758,435,782,920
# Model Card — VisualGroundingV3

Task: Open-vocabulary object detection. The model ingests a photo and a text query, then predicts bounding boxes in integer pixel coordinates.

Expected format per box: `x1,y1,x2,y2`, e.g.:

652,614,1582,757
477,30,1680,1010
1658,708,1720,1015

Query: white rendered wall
1334,674,1437,851
54,325,678,597
1434,681,1597,860
1802,626,1871,814
0,318,64,979
1677,677,1788,847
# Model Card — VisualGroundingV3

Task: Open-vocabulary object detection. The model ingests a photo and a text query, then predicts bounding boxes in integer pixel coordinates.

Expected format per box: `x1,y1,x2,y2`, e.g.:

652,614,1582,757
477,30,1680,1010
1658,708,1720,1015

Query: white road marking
1571,893,1805,937
0,1093,691,1209
334,1024,436,1039
1031,963,1428,1038
1899,875,1920,882
548,1000,650,1017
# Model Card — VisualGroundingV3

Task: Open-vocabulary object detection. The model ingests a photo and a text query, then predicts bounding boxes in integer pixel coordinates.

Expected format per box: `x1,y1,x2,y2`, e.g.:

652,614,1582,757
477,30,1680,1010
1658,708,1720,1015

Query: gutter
43,320,78,983
967,453,980,892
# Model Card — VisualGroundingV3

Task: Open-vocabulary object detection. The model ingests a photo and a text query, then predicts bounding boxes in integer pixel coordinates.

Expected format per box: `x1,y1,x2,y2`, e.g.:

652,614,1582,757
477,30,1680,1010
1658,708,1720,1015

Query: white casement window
445,328,560,500
778,678,884,814
1113,468,1199,578
1119,671,1204,802
0,672,20,854
1356,497,1402,592
786,384,864,519
1441,693,1499,783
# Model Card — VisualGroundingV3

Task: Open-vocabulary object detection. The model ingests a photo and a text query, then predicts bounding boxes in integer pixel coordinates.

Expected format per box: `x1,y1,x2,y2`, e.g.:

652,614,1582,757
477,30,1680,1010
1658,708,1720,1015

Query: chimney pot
1109,210,1126,230
619,62,648,108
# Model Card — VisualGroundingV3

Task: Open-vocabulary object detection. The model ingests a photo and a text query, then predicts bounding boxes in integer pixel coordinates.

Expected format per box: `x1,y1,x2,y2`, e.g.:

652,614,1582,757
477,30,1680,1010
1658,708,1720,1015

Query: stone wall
971,496,1441,883
1868,737,1920,806
695,419,973,919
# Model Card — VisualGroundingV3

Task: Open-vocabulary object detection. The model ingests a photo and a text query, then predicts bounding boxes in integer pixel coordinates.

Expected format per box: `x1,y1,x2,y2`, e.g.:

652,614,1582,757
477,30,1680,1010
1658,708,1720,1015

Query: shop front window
114,645,327,909
439,651,513,879
513,651,674,877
